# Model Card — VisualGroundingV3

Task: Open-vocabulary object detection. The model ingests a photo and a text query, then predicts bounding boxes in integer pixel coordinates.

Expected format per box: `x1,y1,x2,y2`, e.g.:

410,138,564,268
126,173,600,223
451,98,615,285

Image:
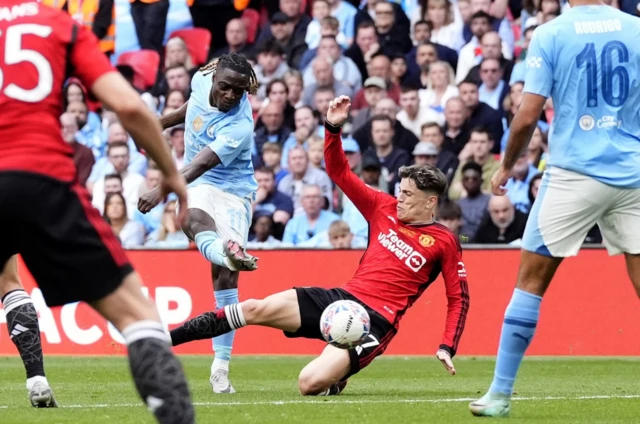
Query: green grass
2,356,640,423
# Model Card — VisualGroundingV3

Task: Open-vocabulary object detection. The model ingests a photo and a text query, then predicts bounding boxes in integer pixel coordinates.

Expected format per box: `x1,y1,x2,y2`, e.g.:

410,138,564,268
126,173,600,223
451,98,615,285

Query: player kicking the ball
469,1,640,418
168,96,470,396
138,53,259,394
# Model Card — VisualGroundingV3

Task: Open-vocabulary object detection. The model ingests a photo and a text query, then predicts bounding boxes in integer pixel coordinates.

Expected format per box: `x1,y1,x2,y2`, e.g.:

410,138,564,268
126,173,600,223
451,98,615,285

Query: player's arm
436,237,470,375
160,101,189,129
492,27,553,195
324,96,389,221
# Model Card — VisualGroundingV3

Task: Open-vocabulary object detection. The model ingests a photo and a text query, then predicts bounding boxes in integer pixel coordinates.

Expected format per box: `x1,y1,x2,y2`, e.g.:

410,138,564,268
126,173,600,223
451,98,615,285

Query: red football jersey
0,0,115,182
324,126,470,355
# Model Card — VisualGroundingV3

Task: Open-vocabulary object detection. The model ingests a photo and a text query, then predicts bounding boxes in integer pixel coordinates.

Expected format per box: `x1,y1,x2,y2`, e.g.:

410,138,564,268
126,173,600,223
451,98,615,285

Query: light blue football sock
195,231,227,267
212,288,239,364
489,288,542,396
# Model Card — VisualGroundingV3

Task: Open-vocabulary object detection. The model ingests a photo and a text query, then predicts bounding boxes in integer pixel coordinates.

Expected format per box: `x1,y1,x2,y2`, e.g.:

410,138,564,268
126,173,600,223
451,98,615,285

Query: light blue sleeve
208,123,252,167
523,27,555,98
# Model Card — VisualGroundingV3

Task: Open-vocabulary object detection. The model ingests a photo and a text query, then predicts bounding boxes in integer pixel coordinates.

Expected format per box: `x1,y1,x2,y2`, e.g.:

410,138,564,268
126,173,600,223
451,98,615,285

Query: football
320,300,371,349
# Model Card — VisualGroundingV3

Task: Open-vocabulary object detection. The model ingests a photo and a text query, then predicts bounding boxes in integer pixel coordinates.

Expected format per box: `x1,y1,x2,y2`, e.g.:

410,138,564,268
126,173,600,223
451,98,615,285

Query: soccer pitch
2,356,640,423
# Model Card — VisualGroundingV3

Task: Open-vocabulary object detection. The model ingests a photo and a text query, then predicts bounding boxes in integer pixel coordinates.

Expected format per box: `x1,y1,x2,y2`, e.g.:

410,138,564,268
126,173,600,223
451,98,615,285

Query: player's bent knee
297,371,329,396
239,298,266,324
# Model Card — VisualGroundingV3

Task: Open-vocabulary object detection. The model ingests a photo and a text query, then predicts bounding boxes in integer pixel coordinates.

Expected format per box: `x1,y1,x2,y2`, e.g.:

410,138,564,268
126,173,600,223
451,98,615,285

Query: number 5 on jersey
0,24,54,103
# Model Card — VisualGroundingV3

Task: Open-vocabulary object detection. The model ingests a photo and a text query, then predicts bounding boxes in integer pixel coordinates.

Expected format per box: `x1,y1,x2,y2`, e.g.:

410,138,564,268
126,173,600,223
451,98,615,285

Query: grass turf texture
1,356,640,423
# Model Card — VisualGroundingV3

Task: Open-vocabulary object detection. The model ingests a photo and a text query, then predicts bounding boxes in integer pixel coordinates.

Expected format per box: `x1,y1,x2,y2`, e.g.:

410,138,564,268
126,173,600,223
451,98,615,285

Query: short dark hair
370,114,394,127
104,173,122,183
266,78,288,96
400,85,419,94
470,10,493,23
414,19,432,31
165,64,188,74
398,164,448,197
314,86,335,96
257,39,285,56
107,141,129,154
470,126,492,141
462,161,483,175
458,79,479,88
421,121,442,134
437,200,462,220
255,166,275,177
319,35,339,45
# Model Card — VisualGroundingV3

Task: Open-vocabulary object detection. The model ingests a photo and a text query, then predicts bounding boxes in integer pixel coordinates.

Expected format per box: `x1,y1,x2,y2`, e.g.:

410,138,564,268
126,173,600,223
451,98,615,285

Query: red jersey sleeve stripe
452,279,470,353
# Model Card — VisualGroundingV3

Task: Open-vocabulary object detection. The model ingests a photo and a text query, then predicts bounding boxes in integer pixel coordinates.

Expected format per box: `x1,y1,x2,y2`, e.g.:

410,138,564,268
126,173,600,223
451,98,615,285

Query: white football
320,300,371,349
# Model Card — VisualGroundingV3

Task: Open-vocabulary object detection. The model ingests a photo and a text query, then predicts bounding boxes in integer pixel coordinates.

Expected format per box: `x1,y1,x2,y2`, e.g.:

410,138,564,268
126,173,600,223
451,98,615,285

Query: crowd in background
60,0,630,249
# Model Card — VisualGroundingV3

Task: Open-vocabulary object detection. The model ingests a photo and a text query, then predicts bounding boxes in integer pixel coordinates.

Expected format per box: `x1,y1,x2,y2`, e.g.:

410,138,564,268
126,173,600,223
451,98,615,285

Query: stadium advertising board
1,249,639,356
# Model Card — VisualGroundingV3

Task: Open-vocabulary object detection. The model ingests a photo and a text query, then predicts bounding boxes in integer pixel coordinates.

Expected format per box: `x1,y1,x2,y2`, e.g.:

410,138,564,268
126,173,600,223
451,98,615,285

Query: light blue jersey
524,5,640,188
184,71,258,199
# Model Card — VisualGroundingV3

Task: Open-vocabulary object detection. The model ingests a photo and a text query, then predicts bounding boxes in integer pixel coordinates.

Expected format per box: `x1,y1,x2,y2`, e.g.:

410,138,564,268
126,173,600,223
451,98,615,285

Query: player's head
199,53,258,112
396,165,448,223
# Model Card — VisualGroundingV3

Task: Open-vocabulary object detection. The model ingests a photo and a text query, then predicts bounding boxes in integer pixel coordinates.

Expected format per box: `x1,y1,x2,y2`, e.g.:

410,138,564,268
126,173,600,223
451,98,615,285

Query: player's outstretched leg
298,345,351,396
210,266,239,394
0,256,57,408
91,272,194,424
470,251,561,418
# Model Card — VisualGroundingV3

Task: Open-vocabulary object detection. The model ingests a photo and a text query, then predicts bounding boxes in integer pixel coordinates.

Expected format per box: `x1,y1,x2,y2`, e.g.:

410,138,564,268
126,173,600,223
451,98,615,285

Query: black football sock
2,289,45,380
170,304,246,347
123,320,194,424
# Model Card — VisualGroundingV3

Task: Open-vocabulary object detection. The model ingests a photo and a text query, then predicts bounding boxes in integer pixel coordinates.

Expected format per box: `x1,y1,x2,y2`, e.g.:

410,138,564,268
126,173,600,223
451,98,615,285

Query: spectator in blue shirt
283,184,340,245
253,167,295,240
504,151,539,214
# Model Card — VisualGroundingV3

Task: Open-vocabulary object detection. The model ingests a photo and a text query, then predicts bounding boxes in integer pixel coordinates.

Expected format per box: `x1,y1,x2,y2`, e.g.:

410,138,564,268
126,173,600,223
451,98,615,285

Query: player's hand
436,349,456,375
137,186,164,214
326,96,351,127
491,166,512,196
159,173,188,226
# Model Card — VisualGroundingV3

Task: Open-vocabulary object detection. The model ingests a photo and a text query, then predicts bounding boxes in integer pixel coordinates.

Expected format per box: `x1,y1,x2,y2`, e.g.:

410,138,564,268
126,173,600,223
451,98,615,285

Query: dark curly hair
199,53,258,95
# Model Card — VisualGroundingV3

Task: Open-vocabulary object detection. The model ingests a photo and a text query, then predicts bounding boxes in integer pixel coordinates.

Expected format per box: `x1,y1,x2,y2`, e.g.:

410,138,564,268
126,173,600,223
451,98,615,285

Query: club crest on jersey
192,116,203,132
398,227,417,238
206,124,215,138
419,234,435,248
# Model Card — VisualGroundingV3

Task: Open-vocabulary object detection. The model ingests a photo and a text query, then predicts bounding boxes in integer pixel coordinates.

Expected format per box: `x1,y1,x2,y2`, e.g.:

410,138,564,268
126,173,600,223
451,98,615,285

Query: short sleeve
71,24,116,90
523,27,554,98
207,122,252,167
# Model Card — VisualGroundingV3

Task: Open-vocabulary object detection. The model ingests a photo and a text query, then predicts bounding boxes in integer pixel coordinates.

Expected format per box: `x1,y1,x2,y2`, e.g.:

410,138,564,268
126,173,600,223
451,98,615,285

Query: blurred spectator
463,0,515,53
327,0,357,46
307,1,336,48
522,0,560,28
300,16,345,69
254,41,290,100
351,53,400,112
458,79,504,151
478,58,509,111
456,11,513,84
500,82,550,152
422,0,464,50
369,115,411,194
278,146,333,216
254,103,292,155
266,12,308,69
280,106,319,169
129,0,169,54
418,123,459,183
344,21,378,81
440,97,470,156
389,55,409,86
60,112,94,186
528,172,542,206
247,214,283,248
261,143,289,183
457,162,490,240
437,200,463,237
298,220,367,248
509,25,537,85
375,0,412,54
164,65,191,95
165,37,195,71
308,138,325,169
283,70,304,108
282,184,340,244
504,151,540,213
86,122,148,191
258,79,296,130
474,195,527,244
352,98,419,154
66,100,104,159
257,0,313,47
170,125,186,170
92,142,146,218
103,192,145,248
302,57,354,106
527,125,546,170
406,21,458,79
405,41,439,88
211,19,255,61
188,0,242,57
352,77,388,132
418,61,459,116
313,87,336,124
104,174,123,195
449,127,500,199
144,201,190,249
465,31,514,85
397,87,443,137
355,0,411,44
253,167,295,239
303,36,362,92
166,89,187,109
139,166,162,198
411,140,456,184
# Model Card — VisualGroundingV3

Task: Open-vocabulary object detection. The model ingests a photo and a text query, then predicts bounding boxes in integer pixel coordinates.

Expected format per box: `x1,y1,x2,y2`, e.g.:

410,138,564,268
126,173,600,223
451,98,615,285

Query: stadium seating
168,28,212,66
242,8,261,44
116,50,160,91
